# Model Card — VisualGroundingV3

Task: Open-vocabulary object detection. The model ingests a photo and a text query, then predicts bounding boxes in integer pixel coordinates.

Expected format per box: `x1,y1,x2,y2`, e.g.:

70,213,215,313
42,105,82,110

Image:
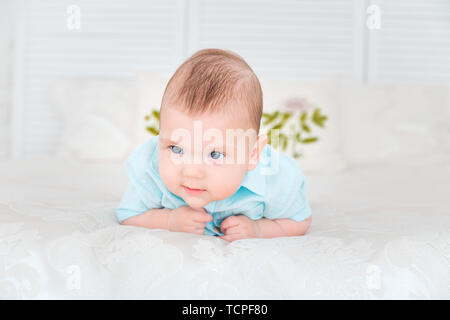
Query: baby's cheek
210,168,245,199
213,184,238,199
159,159,179,190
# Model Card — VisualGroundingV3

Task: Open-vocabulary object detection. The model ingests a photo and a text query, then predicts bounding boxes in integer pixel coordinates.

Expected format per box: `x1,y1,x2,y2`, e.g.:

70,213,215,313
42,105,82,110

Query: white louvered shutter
12,0,450,157
367,0,450,83
12,0,185,157
188,0,366,81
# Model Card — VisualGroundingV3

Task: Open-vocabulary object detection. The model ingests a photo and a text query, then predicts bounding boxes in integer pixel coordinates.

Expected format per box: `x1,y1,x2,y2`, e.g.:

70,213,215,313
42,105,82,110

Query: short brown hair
160,48,263,133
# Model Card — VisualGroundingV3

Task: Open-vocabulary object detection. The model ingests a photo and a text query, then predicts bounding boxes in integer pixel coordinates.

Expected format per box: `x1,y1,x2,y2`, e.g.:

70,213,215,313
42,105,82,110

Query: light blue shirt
116,135,311,236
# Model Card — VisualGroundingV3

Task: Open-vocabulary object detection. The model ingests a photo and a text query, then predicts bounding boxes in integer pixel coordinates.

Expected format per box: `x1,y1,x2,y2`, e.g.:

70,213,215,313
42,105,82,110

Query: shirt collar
240,168,266,197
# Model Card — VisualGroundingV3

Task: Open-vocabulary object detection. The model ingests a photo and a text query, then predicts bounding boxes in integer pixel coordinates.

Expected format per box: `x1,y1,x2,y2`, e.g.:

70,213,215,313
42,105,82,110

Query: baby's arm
121,208,171,229
255,216,312,238
121,206,212,235
219,215,311,242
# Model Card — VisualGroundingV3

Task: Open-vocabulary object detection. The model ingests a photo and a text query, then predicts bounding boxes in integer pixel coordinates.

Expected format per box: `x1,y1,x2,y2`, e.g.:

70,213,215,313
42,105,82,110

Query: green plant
262,107,328,158
145,109,160,135
145,106,328,159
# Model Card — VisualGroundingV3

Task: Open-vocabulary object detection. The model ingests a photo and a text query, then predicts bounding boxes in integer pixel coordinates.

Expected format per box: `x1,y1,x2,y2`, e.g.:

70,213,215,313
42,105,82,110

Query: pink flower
284,97,310,111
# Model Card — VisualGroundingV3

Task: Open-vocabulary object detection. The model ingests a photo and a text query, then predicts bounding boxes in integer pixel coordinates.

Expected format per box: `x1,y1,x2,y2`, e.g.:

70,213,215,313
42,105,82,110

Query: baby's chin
182,196,209,209
182,191,226,209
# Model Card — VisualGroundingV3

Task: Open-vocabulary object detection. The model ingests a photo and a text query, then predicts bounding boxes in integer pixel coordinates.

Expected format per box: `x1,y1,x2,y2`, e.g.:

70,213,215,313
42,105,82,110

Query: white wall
3,0,450,164
0,0,15,159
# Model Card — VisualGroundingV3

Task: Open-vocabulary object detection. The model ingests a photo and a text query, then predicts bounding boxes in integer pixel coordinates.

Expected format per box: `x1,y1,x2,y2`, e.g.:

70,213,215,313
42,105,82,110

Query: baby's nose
182,163,205,179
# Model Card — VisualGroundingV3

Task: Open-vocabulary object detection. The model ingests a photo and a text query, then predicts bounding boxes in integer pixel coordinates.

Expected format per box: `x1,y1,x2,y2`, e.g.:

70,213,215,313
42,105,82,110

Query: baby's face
158,104,267,209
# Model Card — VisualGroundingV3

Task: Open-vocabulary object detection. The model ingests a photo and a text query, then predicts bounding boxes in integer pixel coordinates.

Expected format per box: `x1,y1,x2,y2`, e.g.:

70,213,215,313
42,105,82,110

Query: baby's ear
247,134,268,171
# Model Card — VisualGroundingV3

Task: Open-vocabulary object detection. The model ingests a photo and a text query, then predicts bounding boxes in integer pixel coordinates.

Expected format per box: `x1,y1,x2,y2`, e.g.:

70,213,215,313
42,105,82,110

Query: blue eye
169,145,183,154
210,150,224,160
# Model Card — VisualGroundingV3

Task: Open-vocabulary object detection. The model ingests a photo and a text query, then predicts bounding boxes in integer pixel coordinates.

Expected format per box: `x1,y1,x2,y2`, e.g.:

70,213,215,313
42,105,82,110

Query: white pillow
58,114,130,162
339,83,450,167
48,78,138,162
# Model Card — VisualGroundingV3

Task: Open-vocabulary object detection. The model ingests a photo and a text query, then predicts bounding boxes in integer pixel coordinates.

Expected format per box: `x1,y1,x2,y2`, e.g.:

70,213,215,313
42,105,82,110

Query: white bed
1,157,449,299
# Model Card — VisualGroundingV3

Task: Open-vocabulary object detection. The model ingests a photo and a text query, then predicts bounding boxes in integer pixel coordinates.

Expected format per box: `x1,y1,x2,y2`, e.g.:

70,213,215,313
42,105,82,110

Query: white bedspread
1,157,449,299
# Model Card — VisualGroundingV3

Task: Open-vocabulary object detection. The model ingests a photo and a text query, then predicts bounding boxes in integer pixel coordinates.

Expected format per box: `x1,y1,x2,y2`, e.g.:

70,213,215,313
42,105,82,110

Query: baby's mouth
182,185,206,195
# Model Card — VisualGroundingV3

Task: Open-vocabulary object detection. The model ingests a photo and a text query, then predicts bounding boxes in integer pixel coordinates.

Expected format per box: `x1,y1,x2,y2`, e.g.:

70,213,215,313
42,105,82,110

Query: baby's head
158,48,268,209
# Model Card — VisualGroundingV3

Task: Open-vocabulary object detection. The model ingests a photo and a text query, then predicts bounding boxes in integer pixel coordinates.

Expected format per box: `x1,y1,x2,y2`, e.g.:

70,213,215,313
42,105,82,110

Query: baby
116,48,312,242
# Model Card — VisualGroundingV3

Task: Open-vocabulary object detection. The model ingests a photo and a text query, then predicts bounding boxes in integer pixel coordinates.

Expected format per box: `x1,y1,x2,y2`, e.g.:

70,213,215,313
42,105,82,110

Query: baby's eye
210,150,225,160
169,145,183,155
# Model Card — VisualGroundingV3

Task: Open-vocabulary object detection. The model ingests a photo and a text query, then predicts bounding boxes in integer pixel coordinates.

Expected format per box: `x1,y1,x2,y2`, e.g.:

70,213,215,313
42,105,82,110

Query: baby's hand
219,214,260,242
168,206,212,235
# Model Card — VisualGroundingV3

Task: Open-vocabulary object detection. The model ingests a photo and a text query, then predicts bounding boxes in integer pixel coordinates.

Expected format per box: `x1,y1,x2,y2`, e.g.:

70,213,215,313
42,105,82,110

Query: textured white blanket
1,158,449,299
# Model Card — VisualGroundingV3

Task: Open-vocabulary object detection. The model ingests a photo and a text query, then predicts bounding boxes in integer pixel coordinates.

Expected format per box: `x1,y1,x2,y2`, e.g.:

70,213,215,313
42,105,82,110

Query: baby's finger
223,231,239,238
193,207,208,215
219,234,240,242
194,213,213,222
194,227,205,235
191,221,207,229
222,224,241,234
220,219,239,231
218,235,232,242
